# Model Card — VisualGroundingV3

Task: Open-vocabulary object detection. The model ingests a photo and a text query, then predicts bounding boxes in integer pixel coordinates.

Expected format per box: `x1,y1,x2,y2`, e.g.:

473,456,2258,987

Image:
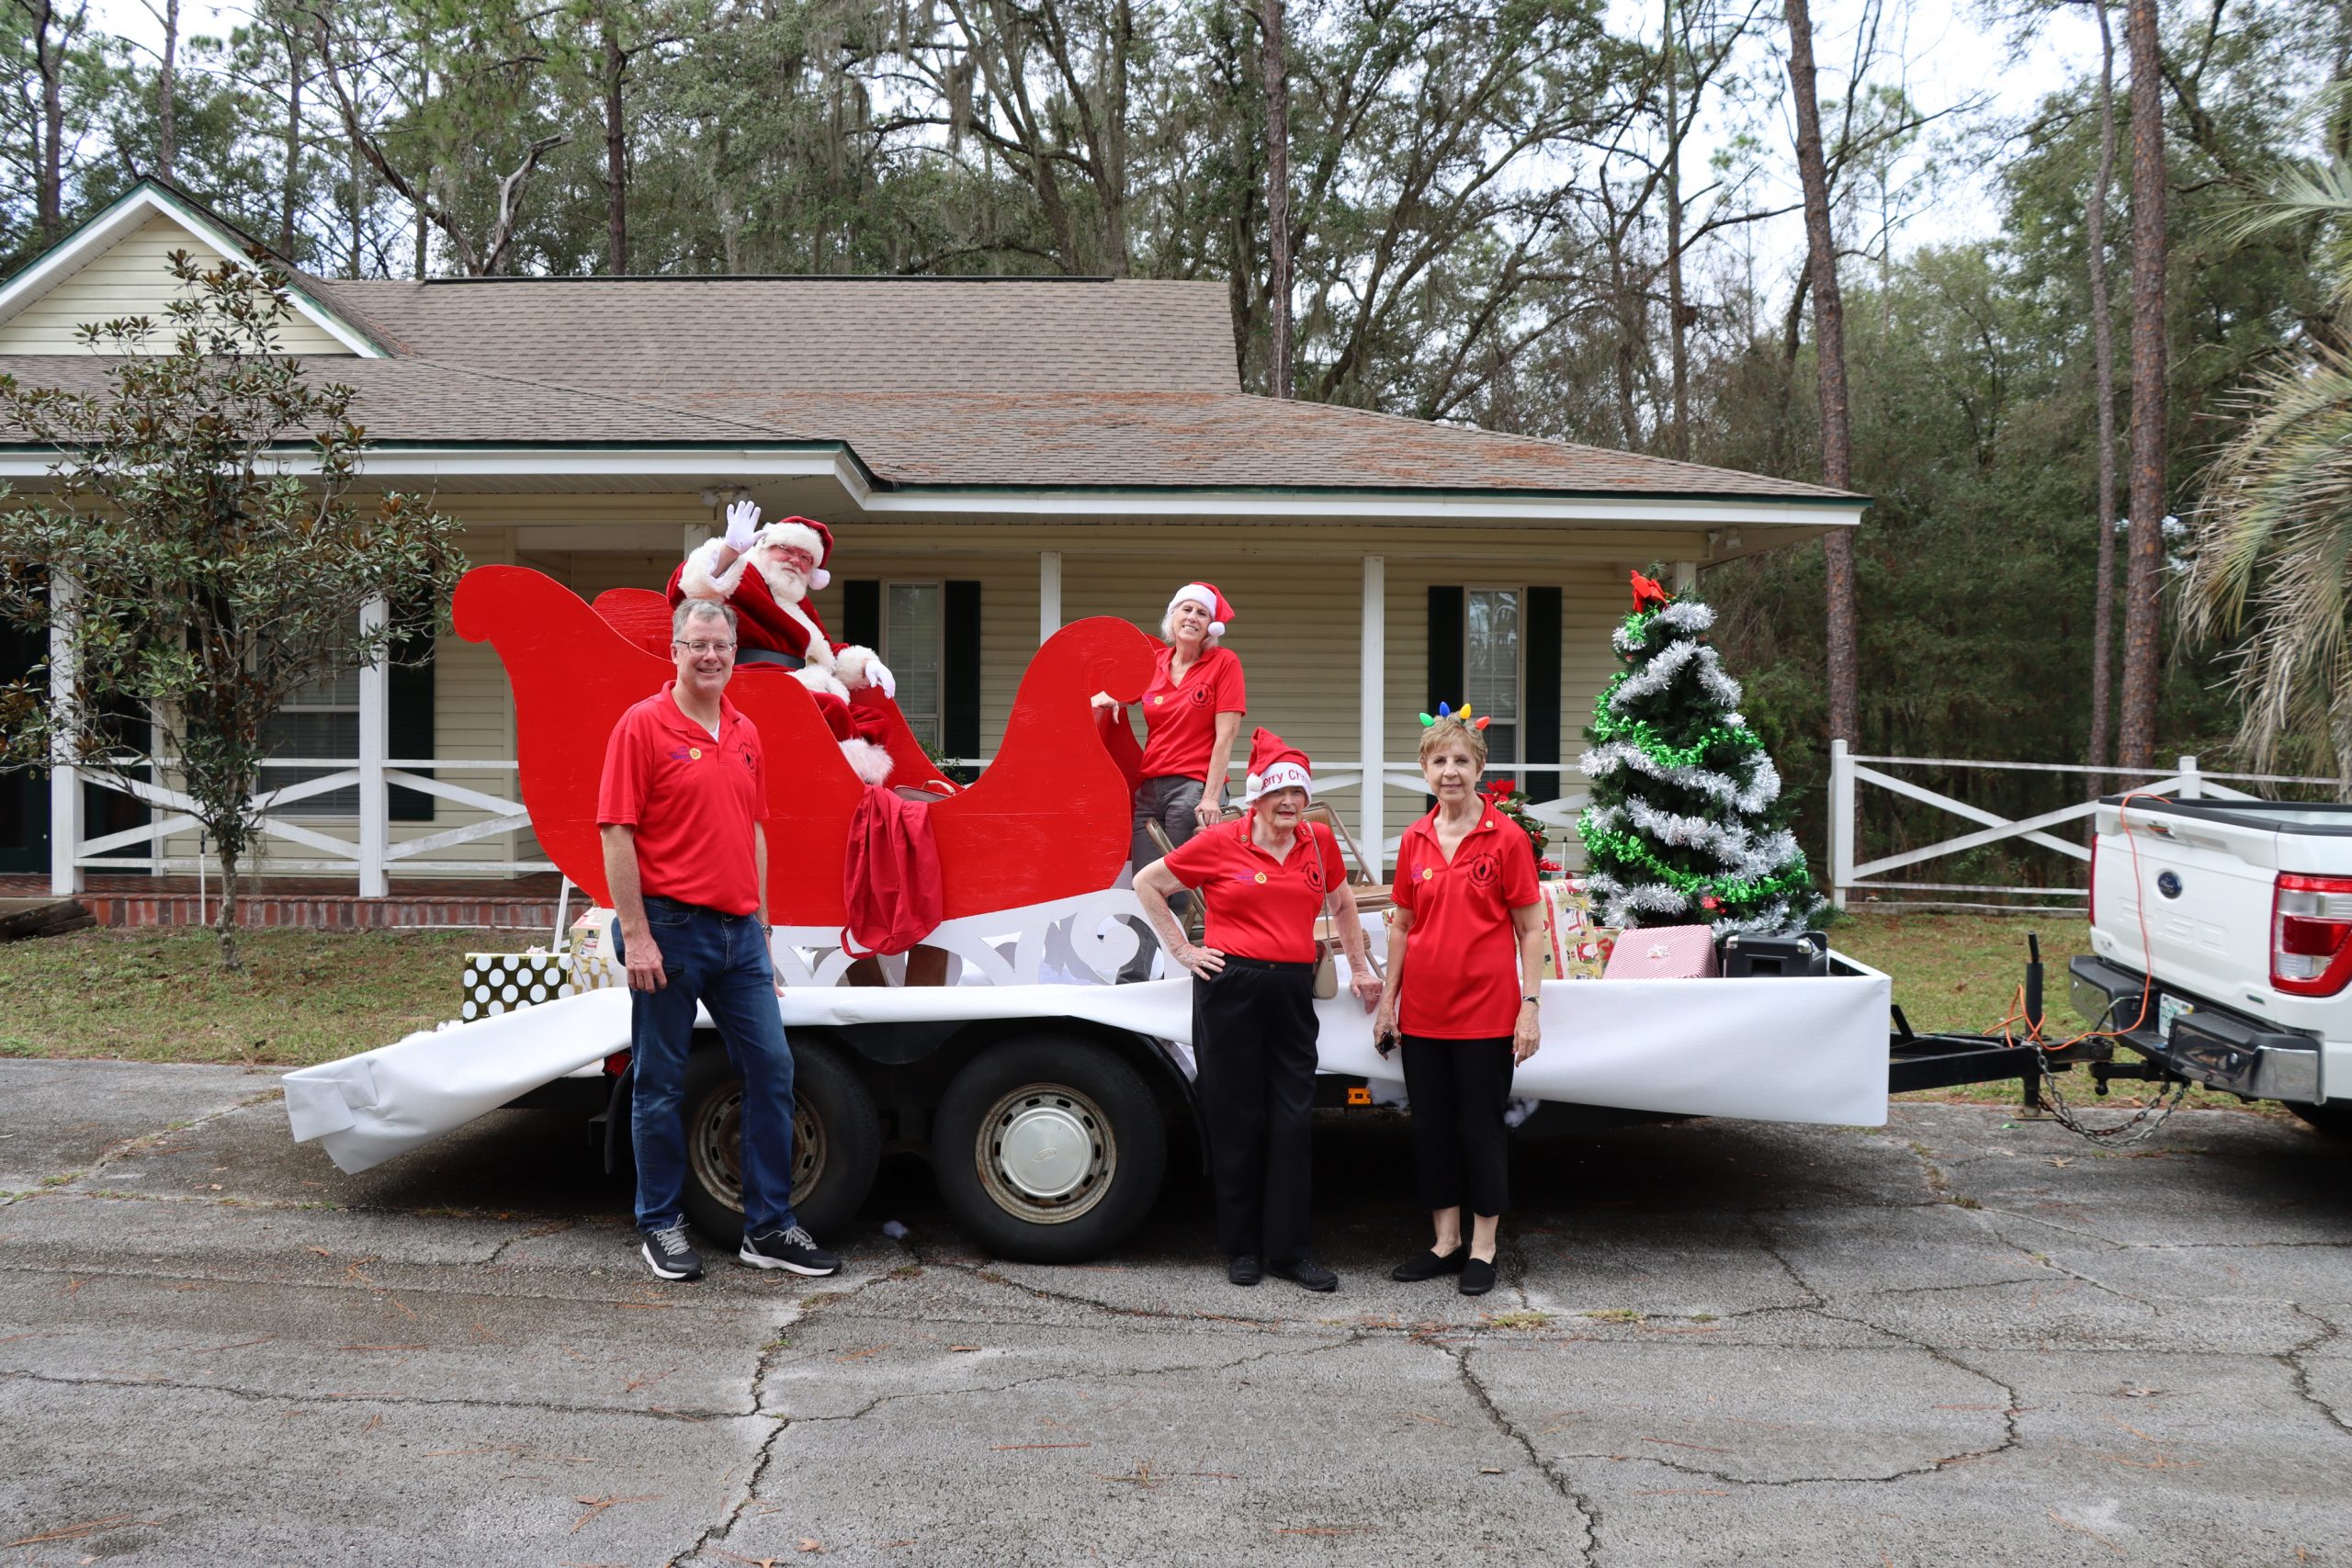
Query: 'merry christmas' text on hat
1242,727,1313,805
761,516,836,591
1166,583,1235,639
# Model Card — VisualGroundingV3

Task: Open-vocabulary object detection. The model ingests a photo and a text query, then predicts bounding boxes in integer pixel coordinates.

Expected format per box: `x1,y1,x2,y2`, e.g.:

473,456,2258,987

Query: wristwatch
1521,994,1540,1006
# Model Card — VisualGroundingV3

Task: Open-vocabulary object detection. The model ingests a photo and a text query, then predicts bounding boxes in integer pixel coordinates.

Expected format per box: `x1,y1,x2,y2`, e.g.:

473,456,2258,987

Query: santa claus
668,499,898,784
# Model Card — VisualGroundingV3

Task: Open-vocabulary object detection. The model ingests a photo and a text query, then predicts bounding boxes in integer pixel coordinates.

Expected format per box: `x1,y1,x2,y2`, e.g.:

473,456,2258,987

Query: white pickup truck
2071,795,2352,1132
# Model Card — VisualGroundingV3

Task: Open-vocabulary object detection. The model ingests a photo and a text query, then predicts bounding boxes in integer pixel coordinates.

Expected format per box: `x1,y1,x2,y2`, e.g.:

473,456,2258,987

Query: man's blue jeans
623,896,799,1237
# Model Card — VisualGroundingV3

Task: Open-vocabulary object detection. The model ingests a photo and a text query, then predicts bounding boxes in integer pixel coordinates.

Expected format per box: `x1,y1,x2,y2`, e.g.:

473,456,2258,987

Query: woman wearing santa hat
1097,583,1249,982
1373,707,1546,1298
1134,728,1383,1292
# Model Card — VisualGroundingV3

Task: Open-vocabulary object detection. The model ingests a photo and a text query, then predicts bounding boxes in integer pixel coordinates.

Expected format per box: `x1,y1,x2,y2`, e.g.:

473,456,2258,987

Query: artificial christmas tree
1577,571,1824,935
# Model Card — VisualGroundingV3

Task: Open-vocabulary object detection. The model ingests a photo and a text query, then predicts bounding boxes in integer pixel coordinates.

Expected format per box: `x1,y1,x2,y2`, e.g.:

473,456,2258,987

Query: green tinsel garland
1577,818,1817,907
1588,698,1761,771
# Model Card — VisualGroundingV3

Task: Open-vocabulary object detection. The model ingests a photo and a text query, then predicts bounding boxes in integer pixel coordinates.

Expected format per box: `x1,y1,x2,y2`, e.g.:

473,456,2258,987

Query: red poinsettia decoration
1630,570,1671,612
1538,857,1562,874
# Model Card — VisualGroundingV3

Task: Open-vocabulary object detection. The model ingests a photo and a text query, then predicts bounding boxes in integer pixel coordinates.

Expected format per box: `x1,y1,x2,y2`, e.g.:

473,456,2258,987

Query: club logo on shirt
668,747,695,762
1189,684,1211,707
1302,855,1326,893
1466,853,1499,888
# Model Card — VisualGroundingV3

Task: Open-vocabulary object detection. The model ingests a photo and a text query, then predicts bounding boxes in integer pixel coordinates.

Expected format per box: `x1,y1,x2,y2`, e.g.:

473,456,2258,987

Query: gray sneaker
641,1223,703,1280
740,1224,842,1276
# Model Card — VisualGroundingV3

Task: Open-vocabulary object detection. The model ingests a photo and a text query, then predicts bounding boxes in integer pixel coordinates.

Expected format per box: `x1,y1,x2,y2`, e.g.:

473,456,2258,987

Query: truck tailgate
2091,801,2280,1015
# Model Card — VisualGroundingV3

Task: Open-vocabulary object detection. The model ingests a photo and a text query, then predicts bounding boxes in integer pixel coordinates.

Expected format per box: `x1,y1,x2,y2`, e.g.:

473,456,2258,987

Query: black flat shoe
1459,1256,1498,1296
1269,1257,1339,1292
1227,1254,1262,1286
1390,1247,1468,1282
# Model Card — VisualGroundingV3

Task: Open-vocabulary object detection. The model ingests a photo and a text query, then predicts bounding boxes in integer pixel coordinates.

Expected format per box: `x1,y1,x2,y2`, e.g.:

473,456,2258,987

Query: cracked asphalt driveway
3,1057,2349,1565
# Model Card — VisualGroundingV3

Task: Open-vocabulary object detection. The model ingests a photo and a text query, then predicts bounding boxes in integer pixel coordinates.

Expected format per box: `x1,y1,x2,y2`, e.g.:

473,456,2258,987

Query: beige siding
0,215,355,355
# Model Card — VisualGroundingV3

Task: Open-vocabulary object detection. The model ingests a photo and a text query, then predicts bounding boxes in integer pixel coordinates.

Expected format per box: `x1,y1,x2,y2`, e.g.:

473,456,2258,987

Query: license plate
2157,994,2193,1042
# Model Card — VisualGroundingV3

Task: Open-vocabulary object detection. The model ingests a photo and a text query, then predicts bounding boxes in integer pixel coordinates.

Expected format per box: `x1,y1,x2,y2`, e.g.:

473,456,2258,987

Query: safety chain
2027,997,2192,1147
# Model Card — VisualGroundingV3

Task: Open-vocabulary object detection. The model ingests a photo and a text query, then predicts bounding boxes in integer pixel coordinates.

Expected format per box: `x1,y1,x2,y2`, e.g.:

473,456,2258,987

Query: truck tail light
2272,874,2352,996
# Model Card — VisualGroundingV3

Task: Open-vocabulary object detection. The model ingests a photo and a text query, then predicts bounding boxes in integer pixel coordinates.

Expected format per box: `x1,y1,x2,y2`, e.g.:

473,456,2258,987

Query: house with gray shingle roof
0,178,1862,893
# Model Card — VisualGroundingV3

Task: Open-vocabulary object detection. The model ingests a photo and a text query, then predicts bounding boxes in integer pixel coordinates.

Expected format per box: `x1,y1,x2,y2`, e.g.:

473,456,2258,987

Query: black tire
2287,1100,2352,1138
677,1032,882,1247
931,1033,1168,1264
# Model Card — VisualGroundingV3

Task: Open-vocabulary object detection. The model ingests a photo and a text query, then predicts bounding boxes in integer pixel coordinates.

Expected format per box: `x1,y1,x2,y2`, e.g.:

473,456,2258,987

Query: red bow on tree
1630,570,1671,612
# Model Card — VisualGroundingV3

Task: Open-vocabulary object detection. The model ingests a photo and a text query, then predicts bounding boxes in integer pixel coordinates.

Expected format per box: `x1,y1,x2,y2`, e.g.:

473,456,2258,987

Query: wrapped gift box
459,951,576,1020
1600,922,1720,980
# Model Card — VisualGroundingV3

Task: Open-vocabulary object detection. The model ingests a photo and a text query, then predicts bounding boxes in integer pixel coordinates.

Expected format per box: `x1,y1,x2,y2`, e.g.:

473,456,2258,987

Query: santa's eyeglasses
673,639,738,657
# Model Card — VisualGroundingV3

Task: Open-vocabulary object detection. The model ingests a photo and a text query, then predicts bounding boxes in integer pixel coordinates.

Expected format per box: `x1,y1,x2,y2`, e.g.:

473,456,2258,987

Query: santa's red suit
667,513,896,784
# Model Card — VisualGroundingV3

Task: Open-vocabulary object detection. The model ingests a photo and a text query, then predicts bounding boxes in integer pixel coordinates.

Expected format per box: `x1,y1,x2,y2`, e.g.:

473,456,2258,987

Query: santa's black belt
737,648,806,671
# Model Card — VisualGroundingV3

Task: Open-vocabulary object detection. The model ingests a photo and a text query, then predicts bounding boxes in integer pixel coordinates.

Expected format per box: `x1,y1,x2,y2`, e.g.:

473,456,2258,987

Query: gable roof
0,182,1863,515
0,179,390,357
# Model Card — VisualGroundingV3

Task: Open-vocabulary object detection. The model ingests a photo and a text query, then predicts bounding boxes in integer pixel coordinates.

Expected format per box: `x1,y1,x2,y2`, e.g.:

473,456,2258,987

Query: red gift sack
1600,923,1720,980
841,784,944,958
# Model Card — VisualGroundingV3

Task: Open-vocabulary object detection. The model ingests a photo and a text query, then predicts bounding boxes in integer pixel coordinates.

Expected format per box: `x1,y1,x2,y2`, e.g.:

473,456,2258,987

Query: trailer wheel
679,1034,881,1246
932,1035,1167,1263
2287,1100,2352,1138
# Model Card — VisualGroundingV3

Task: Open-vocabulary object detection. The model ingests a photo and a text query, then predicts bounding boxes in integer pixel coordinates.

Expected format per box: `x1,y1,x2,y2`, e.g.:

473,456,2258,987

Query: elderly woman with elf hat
1135,728,1383,1292
1374,705,1546,1298
1094,582,1249,981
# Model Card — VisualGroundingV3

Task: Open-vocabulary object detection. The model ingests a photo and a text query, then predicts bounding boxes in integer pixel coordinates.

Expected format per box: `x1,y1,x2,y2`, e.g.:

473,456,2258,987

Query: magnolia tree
1577,572,1824,935
0,252,466,969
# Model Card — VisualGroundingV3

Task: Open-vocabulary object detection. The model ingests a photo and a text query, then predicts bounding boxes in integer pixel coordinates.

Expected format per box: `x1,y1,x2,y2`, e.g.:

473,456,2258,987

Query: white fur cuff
680,538,751,601
840,738,894,785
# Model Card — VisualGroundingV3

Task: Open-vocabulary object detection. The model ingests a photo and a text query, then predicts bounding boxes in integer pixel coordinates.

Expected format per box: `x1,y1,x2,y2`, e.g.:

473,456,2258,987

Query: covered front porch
25,457,1855,917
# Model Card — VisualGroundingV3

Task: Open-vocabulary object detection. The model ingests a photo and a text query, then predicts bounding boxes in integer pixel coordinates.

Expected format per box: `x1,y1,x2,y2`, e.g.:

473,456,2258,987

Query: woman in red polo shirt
1134,729,1382,1293
1374,709,1545,1297
1099,583,1248,981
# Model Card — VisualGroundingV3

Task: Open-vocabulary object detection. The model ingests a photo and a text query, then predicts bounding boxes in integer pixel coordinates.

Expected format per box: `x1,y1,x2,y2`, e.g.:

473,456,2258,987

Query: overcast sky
87,0,2104,273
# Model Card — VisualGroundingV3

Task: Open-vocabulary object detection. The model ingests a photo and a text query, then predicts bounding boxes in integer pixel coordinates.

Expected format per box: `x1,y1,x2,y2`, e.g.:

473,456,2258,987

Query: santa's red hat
1166,582,1234,639
761,516,836,591
1243,726,1312,804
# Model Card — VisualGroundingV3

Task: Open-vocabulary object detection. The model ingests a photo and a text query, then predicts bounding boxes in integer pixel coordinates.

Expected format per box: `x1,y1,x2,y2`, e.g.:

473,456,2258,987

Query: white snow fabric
285,954,1889,1174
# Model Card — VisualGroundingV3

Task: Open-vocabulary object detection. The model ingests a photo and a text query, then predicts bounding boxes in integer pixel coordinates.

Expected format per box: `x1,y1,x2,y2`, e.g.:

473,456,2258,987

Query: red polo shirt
596,689,770,917
1136,645,1247,783
1161,817,1343,964
1393,807,1541,1038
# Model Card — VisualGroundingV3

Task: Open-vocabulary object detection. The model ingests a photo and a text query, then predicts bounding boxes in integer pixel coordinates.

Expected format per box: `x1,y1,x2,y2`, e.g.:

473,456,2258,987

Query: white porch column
1827,738,1853,911
1672,558,1697,593
48,576,81,897
356,595,390,897
1360,553,1385,877
1039,550,1062,644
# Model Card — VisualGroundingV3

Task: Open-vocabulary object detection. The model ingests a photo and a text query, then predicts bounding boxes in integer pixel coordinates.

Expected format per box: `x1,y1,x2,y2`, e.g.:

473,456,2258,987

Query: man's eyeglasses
673,639,738,657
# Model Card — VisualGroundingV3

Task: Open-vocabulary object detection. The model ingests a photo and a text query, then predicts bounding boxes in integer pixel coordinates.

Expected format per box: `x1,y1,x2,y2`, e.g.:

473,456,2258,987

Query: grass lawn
0,927,499,1067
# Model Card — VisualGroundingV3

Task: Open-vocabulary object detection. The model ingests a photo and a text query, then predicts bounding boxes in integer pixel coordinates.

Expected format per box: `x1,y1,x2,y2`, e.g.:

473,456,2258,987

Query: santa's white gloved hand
868,657,896,700
722,499,762,553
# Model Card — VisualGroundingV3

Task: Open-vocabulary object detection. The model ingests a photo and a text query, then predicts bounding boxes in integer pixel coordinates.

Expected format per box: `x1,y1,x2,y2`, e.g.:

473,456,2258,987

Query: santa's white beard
753,550,811,605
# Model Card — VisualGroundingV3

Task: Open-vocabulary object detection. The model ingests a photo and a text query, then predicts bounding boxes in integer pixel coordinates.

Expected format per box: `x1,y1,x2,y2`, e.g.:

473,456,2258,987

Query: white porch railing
50,755,551,896
48,751,1589,896
1826,739,2341,912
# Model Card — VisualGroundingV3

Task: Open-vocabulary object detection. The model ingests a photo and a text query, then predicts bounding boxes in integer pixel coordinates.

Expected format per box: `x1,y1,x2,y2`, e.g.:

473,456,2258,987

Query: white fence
50,755,550,897
1827,739,2341,912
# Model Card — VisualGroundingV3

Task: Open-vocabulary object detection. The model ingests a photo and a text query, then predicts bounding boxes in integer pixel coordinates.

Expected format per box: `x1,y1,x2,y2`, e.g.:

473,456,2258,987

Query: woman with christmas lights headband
1094,583,1249,981
1134,728,1382,1293
1374,705,1546,1298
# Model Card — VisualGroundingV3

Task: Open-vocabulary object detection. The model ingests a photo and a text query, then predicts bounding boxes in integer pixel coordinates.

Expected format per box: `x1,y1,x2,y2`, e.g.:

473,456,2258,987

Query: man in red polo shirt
598,598,842,1283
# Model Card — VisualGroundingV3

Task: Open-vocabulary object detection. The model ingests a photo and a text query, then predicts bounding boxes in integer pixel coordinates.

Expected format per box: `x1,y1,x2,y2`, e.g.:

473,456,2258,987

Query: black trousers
1400,1034,1515,1218
1192,959,1318,1263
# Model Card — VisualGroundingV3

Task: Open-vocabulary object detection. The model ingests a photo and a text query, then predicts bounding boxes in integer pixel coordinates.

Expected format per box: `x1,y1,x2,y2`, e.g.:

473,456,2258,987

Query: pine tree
1577,572,1823,934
